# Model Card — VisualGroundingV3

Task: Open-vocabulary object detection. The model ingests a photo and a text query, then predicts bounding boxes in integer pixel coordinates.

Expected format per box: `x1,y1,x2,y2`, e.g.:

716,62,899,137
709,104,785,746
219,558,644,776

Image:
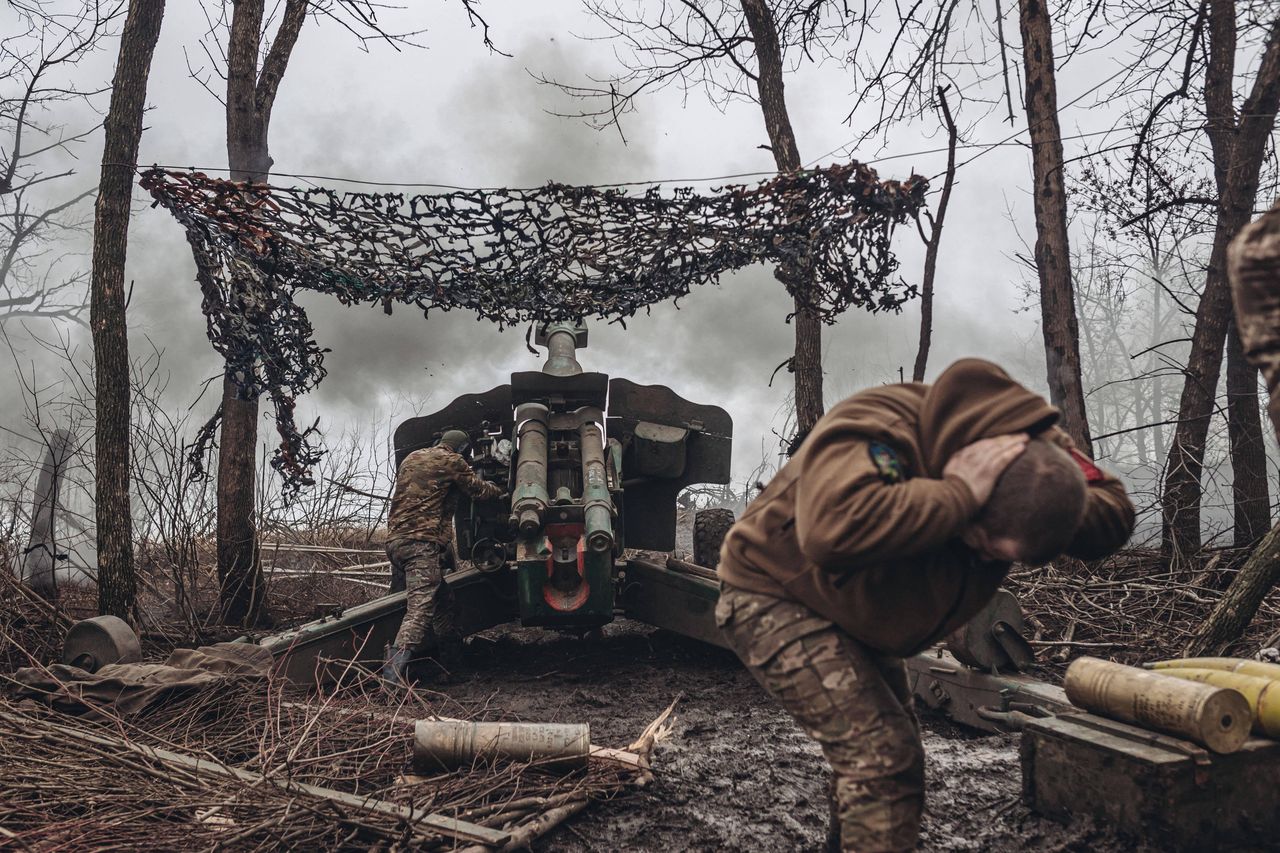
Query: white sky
2,0,1161,494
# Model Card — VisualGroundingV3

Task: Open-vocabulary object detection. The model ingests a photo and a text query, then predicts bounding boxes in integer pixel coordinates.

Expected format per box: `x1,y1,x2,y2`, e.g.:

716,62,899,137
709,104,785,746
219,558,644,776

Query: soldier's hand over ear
942,433,1029,506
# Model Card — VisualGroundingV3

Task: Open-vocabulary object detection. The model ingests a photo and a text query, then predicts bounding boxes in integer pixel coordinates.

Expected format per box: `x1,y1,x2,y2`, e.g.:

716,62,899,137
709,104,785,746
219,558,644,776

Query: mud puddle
435,620,1149,852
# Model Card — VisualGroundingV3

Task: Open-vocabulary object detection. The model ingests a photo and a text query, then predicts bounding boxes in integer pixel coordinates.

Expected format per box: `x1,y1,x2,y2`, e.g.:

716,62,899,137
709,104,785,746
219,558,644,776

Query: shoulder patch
868,442,905,484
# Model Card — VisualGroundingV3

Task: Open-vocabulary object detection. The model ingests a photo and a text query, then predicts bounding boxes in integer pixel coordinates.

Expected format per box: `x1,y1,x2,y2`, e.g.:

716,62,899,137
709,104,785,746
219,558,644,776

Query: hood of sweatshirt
916,358,1061,477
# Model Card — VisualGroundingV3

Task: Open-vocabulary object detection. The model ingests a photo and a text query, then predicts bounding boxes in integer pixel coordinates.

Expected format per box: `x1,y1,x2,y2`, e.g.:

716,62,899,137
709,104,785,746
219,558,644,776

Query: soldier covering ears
715,359,1135,852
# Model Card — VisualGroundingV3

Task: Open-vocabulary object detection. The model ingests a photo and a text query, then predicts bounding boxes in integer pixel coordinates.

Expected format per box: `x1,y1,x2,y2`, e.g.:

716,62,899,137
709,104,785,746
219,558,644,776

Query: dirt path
439,620,1145,852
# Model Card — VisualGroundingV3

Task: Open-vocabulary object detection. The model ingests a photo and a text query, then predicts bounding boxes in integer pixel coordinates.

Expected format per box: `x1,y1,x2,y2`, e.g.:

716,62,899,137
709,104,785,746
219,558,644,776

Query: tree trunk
22,430,73,601
1163,220,1239,560
1230,198,1280,443
1017,0,1092,455
740,0,823,435
1161,5,1280,561
913,88,958,382
1226,323,1270,544
215,0,306,625
216,0,269,626
90,0,165,619
1185,520,1280,656
1150,273,1168,460
216,379,262,625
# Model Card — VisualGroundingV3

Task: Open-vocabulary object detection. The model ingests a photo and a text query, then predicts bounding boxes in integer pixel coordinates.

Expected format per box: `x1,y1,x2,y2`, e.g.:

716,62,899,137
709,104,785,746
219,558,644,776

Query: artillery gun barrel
542,322,583,376
578,415,613,553
511,402,550,536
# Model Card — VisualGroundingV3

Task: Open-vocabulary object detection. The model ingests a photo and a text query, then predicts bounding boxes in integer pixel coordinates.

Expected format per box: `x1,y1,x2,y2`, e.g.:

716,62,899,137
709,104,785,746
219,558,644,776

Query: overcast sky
2,0,1153,495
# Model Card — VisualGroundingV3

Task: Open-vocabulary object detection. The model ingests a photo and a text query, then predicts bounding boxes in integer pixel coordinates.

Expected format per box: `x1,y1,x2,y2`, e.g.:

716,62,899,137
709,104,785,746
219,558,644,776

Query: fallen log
1184,521,1280,657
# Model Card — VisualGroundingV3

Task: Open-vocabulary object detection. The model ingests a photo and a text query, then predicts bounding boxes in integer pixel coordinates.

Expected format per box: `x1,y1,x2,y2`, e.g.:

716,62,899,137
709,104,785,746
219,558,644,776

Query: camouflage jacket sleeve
1046,429,1135,560
1229,198,1280,445
444,452,503,501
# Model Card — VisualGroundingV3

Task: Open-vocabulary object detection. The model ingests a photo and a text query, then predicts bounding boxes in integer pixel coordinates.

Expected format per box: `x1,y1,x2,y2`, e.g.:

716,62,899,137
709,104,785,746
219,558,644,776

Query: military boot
381,644,414,689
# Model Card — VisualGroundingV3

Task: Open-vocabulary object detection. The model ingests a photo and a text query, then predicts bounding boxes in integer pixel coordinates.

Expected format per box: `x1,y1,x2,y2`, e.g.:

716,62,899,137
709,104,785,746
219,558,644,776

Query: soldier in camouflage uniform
383,429,504,686
1230,198,1280,442
717,360,1135,851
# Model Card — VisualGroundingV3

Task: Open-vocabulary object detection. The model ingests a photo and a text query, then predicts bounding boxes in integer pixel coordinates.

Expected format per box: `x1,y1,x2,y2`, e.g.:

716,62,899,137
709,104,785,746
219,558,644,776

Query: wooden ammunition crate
1021,712,1280,850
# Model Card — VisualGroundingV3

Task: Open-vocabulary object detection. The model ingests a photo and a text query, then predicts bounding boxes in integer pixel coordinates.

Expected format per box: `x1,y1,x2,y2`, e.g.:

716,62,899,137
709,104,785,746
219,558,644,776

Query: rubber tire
693,508,736,570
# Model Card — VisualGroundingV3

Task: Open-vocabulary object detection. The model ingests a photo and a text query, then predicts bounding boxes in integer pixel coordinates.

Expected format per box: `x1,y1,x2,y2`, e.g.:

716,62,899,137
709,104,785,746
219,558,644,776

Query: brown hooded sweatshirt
718,359,1135,658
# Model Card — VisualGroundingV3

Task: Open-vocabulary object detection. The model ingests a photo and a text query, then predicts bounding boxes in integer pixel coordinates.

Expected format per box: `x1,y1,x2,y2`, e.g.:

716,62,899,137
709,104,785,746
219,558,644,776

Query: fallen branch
0,708,508,847
1184,523,1280,657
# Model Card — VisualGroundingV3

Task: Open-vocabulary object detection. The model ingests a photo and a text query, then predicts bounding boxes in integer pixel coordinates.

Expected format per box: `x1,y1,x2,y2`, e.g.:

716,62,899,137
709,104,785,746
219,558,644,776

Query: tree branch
1118,195,1219,228
255,0,308,120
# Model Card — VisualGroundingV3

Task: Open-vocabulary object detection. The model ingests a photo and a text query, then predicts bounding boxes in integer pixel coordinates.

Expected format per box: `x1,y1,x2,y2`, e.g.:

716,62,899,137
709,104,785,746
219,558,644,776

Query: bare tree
19,428,74,602
739,0,824,434
1157,3,1280,561
1016,0,1092,453
836,0,1114,449
852,0,1278,553
91,0,166,618
1226,321,1270,545
543,1,866,438
209,0,309,626
2,3,127,326
912,86,958,382
182,1,497,625
1072,141,1214,516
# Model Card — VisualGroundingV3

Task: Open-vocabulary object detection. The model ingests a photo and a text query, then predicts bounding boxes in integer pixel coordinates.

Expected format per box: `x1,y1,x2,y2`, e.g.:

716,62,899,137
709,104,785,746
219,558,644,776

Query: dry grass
1010,547,1280,671
0,570,71,673
0,653,662,851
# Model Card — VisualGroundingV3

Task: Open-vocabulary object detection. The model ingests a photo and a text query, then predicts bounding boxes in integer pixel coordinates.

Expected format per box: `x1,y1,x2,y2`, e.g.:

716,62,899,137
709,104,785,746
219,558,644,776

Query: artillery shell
413,720,590,771
1147,657,1280,681
1064,656,1251,753
1154,668,1280,737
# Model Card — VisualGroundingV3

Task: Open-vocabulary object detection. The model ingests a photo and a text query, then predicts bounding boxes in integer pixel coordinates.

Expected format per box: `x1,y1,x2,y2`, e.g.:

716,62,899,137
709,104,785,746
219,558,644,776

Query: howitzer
394,320,733,630
254,322,735,683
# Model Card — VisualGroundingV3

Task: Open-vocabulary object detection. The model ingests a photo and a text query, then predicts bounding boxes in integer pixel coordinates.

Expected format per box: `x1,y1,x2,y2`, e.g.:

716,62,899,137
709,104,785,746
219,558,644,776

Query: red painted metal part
542,524,589,612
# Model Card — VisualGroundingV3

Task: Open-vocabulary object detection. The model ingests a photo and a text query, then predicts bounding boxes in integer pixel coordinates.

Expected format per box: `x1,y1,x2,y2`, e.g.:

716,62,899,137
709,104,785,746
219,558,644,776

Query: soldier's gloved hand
942,433,1029,506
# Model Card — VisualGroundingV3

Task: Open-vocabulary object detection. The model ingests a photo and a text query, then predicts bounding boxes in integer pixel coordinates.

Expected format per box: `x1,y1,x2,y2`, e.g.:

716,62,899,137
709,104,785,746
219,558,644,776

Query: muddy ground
438,620,1152,853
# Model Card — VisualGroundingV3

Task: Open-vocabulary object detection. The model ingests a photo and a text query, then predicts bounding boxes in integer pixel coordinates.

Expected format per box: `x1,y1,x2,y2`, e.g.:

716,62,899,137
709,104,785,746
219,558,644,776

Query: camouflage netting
139,163,929,489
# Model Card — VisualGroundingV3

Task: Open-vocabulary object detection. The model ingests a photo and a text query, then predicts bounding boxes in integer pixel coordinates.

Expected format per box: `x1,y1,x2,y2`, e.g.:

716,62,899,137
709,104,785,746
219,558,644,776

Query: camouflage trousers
1229,199,1280,442
716,583,924,853
388,540,456,652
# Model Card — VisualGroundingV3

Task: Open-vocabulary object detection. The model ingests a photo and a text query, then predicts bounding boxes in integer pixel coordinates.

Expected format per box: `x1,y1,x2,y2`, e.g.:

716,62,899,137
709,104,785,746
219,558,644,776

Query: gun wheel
693,508,735,570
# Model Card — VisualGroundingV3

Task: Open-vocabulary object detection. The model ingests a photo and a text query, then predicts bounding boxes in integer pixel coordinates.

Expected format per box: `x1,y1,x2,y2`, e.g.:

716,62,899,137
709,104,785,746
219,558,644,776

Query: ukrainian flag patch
868,442,904,483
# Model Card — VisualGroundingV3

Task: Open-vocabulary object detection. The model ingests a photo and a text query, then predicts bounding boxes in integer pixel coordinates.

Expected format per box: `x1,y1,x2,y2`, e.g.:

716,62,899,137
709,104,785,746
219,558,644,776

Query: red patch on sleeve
1068,447,1105,484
